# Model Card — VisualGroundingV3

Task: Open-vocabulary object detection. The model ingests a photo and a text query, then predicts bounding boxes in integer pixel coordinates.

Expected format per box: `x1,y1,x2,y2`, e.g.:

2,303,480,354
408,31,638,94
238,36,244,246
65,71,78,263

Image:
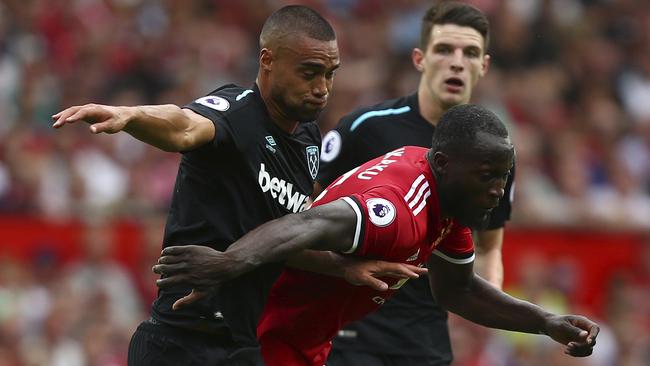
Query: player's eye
465,48,480,58
480,173,493,182
302,71,316,79
434,45,452,54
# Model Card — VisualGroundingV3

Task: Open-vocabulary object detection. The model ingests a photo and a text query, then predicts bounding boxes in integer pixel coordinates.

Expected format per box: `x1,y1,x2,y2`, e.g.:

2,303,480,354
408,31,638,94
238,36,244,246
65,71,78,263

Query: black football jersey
318,93,514,358
151,84,321,347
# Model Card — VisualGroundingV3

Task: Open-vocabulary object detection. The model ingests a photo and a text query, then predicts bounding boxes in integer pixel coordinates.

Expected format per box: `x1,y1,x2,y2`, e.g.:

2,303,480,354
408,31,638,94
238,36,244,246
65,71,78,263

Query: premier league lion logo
366,198,396,227
372,203,390,218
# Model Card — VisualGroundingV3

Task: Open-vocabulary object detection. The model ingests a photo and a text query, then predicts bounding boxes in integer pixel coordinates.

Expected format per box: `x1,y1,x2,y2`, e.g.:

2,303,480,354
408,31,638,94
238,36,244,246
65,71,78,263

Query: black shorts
326,348,450,366
127,319,264,366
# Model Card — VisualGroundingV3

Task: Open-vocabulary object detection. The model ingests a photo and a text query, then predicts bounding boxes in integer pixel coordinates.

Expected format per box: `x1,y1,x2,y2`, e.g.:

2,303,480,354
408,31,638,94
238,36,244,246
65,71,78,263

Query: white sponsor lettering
258,163,309,213
357,147,405,180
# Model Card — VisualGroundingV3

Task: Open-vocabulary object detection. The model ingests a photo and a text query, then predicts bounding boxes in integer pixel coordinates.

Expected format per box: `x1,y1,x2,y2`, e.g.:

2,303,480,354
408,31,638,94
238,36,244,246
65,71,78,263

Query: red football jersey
257,147,475,366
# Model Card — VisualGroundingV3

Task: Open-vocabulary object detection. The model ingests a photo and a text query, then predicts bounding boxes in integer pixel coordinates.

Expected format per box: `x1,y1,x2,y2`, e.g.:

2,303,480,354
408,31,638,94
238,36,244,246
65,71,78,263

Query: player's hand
172,289,208,310
52,104,133,134
153,245,245,290
342,258,428,291
543,314,599,357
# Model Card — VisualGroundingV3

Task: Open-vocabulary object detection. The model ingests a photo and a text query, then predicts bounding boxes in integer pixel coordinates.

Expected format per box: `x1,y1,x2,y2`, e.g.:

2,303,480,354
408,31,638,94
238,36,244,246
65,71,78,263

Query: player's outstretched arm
52,104,215,152
153,199,359,289
427,255,599,357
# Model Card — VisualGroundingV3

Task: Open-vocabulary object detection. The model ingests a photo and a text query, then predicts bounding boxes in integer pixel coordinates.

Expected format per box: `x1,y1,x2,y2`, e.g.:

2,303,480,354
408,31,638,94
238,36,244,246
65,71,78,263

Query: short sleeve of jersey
182,92,234,150
318,116,357,187
338,186,415,258
431,222,475,264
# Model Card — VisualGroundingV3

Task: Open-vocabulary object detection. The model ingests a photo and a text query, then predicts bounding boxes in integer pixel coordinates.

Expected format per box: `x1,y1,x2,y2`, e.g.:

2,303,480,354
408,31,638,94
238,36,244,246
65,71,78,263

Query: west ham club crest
306,146,319,180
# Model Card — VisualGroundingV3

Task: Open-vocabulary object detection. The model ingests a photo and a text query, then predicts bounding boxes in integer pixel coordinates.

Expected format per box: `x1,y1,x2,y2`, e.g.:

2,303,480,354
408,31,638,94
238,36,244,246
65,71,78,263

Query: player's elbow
161,132,196,152
431,281,472,312
431,286,454,309
302,201,358,253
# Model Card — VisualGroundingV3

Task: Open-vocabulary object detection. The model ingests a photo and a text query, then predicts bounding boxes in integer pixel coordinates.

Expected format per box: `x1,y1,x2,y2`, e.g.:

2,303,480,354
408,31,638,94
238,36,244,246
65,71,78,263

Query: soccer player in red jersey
154,104,599,366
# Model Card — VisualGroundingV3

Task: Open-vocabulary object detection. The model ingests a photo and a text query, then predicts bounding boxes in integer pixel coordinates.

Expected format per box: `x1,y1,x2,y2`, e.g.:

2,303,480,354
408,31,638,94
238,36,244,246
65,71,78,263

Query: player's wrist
125,106,143,126
223,248,258,278
538,311,557,336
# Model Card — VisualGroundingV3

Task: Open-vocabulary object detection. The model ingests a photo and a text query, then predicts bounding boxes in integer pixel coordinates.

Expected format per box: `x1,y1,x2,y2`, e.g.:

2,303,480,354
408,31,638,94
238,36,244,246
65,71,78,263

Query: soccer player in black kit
52,5,424,366
316,3,515,365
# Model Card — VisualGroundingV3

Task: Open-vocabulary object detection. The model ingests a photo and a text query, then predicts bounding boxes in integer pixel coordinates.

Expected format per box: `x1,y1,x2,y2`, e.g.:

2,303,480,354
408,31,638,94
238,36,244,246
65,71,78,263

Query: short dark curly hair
431,104,508,156
420,1,490,51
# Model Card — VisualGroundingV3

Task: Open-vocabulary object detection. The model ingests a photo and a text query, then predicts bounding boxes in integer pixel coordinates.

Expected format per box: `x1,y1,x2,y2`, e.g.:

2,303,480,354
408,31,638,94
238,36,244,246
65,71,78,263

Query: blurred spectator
63,221,142,331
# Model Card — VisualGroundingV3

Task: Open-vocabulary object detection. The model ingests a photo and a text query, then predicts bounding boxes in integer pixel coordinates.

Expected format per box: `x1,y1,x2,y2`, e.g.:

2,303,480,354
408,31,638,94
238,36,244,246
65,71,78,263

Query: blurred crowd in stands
0,0,648,365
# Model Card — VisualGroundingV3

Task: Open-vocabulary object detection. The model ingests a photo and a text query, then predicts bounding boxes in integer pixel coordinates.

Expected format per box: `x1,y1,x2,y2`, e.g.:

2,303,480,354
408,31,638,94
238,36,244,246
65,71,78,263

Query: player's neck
426,150,452,220
256,79,299,134
417,87,445,126
266,103,299,134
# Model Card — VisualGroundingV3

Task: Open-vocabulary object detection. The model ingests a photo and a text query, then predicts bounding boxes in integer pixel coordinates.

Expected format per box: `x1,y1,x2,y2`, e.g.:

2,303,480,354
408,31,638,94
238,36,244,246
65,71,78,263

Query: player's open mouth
444,77,464,93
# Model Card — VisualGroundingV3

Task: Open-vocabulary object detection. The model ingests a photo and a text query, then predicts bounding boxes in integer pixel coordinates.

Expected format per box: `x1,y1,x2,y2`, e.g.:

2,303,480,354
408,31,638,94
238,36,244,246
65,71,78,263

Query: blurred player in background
154,105,599,366
316,2,513,365
51,5,422,365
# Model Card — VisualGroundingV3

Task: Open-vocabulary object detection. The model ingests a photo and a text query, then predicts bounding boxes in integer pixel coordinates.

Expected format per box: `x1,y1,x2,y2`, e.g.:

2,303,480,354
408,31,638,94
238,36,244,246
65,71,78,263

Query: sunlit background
0,0,648,365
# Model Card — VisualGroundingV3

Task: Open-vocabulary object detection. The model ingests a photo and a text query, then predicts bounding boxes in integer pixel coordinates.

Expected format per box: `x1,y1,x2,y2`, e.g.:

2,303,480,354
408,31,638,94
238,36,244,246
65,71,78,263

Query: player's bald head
259,5,336,50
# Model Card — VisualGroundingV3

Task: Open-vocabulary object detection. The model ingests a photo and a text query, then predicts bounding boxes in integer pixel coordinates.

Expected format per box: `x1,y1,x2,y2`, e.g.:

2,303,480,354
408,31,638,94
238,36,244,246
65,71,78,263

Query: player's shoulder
337,94,415,133
193,84,259,116
357,147,430,192
383,147,432,193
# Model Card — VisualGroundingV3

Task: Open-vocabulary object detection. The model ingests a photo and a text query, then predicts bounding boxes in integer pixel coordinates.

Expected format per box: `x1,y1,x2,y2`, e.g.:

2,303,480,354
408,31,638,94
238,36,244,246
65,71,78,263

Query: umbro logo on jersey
258,163,309,213
265,136,277,153
366,198,396,227
306,146,319,180
195,96,230,111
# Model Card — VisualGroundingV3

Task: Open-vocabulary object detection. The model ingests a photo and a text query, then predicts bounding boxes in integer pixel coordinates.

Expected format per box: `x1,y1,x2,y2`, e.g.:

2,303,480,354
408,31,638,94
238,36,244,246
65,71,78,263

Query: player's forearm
124,104,204,152
287,250,347,276
474,228,504,289
227,201,356,273
436,274,552,335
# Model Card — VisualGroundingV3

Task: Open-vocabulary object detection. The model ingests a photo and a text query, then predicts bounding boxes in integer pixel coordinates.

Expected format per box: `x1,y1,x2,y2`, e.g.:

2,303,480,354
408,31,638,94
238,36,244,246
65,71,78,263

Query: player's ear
412,48,425,73
260,48,273,71
480,53,490,77
431,151,449,175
